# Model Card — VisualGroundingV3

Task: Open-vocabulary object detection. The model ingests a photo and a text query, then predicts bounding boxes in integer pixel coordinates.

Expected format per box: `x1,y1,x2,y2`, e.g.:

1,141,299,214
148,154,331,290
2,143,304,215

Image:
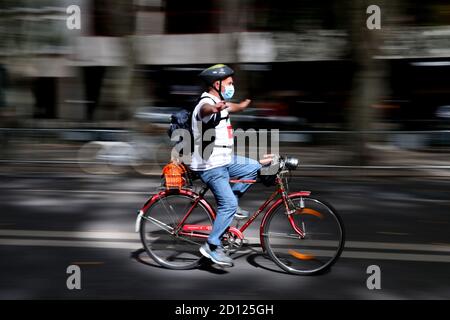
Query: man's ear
213,81,220,91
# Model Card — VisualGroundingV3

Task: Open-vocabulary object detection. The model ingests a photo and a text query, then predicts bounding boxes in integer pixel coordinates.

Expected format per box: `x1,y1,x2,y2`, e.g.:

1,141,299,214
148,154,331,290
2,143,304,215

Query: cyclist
191,64,261,267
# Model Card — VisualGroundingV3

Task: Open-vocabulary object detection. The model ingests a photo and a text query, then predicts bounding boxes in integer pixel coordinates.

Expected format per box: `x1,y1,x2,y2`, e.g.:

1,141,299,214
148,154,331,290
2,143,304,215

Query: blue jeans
197,155,262,247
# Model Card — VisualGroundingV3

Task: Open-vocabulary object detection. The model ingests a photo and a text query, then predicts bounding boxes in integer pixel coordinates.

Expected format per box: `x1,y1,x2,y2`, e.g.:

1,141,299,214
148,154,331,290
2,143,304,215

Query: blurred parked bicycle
77,107,175,175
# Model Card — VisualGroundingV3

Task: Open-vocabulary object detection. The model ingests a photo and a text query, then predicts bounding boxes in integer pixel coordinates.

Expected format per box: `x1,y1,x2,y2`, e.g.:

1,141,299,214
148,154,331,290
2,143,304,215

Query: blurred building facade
0,0,449,132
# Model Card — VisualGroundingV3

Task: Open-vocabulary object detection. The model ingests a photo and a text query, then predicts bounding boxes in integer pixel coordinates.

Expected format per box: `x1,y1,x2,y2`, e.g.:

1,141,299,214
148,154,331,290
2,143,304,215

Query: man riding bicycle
190,64,261,267
138,66,344,273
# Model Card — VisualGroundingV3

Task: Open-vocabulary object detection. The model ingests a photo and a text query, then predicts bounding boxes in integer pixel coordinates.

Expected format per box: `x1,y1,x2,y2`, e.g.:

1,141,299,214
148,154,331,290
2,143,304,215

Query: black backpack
167,96,217,157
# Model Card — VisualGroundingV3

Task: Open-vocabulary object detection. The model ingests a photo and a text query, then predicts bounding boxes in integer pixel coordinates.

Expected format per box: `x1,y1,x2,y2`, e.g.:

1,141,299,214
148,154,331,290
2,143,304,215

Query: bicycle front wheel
140,192,214,270
262,195,345,275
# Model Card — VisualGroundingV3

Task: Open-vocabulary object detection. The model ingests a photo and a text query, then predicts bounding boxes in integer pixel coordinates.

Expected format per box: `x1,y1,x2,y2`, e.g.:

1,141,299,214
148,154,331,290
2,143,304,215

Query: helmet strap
215,79,224,101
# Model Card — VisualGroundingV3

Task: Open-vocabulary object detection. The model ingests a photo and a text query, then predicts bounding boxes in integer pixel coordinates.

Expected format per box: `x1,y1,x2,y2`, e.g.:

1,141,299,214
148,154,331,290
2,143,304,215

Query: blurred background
0,0,449,175
0,0,449,300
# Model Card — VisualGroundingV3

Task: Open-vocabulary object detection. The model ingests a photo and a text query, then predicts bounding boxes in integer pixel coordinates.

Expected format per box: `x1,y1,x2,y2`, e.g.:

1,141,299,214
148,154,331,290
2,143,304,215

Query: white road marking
0,238,141,250
341,251,450,263
0,229,449,253
0,238,449,263
5,189,152,195
376,231,410,236
0,229,139,240
345,241,450,253
0,229,450,263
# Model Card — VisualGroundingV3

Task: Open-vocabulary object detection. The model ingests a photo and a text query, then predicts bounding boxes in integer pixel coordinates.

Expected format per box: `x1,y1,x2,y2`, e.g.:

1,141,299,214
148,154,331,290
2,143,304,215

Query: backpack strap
193,95,232,160
195,96,219,121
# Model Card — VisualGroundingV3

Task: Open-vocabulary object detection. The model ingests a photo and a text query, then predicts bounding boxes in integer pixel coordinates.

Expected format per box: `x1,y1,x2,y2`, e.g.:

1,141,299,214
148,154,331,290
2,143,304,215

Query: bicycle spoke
159,195,180,227
160,194,194,228
174,235,204,246
263,196,344,275
142,215,174,234
140,193,212,270
261,232,300,239
143,215,205,247
262,233,340,247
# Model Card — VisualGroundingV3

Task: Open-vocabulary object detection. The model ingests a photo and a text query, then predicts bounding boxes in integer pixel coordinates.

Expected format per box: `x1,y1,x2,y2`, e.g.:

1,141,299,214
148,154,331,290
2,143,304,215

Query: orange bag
162,161,187,190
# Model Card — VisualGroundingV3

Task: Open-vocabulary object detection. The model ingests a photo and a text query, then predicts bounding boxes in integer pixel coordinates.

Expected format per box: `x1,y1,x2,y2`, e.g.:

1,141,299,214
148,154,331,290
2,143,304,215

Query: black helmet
198,64,234,85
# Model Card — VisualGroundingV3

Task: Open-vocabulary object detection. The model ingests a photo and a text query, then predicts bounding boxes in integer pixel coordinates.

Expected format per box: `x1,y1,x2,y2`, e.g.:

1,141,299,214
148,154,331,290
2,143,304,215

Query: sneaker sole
199,246,234,267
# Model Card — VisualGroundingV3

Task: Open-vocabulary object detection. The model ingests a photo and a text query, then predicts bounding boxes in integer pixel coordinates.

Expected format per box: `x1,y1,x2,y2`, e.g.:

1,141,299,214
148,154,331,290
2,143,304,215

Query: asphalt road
0,173,449,299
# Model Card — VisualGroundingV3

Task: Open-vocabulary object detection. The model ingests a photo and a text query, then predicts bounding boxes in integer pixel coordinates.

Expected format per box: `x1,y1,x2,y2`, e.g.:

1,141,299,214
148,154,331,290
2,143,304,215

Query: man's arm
199,101,228,119
199,99,251,118
226,99,251,113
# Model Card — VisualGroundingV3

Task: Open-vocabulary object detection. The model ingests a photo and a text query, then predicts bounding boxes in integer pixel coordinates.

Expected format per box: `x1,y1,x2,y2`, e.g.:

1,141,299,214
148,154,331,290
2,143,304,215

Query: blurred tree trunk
219,0,251,100
346,0,387,165
91,0,136,121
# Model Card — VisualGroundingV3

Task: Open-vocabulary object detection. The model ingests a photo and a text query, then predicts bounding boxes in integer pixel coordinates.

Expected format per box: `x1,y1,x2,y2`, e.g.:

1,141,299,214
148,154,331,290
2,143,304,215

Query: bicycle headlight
284,157,299,170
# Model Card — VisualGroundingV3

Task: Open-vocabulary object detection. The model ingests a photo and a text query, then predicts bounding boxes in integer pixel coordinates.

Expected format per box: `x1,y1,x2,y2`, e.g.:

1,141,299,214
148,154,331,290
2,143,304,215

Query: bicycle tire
262,195,345,275
140,191,214,270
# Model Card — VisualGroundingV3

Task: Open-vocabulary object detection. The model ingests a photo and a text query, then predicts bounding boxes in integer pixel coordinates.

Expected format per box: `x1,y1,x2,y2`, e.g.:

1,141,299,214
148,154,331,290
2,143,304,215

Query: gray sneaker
234,206,250,219
200,243,234,267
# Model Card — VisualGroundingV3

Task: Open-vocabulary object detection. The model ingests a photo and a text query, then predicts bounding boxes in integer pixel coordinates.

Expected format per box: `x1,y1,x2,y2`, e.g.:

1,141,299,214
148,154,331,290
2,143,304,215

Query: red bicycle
136,156,345,275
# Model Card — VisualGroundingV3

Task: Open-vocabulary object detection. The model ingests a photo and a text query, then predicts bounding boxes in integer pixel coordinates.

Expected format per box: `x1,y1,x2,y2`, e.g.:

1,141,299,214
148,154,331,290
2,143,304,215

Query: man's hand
239,99,251,109
199,101,228,118
228,99,251,113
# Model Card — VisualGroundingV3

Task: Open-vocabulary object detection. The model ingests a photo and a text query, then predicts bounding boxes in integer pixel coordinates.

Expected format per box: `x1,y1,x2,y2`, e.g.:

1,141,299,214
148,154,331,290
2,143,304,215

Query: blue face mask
223,84,235,100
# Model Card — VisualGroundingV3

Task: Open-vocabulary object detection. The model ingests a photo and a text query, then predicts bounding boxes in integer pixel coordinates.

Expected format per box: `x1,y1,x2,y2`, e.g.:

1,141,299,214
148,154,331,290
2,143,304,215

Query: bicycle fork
281,192,306,239
282,193,326,261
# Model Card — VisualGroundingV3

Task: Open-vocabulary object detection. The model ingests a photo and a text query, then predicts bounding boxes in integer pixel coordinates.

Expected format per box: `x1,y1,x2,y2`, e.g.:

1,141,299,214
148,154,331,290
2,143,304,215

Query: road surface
0,173,449,299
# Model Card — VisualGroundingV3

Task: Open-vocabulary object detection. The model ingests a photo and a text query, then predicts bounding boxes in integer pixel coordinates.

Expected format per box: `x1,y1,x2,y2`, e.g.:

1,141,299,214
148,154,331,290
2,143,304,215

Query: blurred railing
1,128,449,175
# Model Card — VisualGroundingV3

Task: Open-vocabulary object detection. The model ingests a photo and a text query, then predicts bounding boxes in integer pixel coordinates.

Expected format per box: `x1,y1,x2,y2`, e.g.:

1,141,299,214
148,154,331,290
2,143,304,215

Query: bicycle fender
135,210,144,233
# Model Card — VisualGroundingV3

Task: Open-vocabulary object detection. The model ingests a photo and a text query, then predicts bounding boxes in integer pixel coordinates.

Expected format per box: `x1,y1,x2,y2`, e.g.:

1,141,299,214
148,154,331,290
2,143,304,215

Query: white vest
189,92,234,171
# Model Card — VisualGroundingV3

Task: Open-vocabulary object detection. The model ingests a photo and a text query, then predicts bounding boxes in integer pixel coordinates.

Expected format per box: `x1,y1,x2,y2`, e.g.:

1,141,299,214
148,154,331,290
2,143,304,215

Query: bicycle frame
170,176,311,243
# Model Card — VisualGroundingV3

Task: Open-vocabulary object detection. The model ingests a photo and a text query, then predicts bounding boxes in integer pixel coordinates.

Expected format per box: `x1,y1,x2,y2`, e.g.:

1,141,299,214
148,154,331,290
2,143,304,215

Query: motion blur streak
288,250,316,261
0,0,449,299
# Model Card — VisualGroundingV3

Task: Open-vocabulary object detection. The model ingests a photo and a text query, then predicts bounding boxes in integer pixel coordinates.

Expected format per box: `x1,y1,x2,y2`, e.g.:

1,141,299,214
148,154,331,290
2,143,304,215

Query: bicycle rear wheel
262,195,345,275
140,192,214,270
